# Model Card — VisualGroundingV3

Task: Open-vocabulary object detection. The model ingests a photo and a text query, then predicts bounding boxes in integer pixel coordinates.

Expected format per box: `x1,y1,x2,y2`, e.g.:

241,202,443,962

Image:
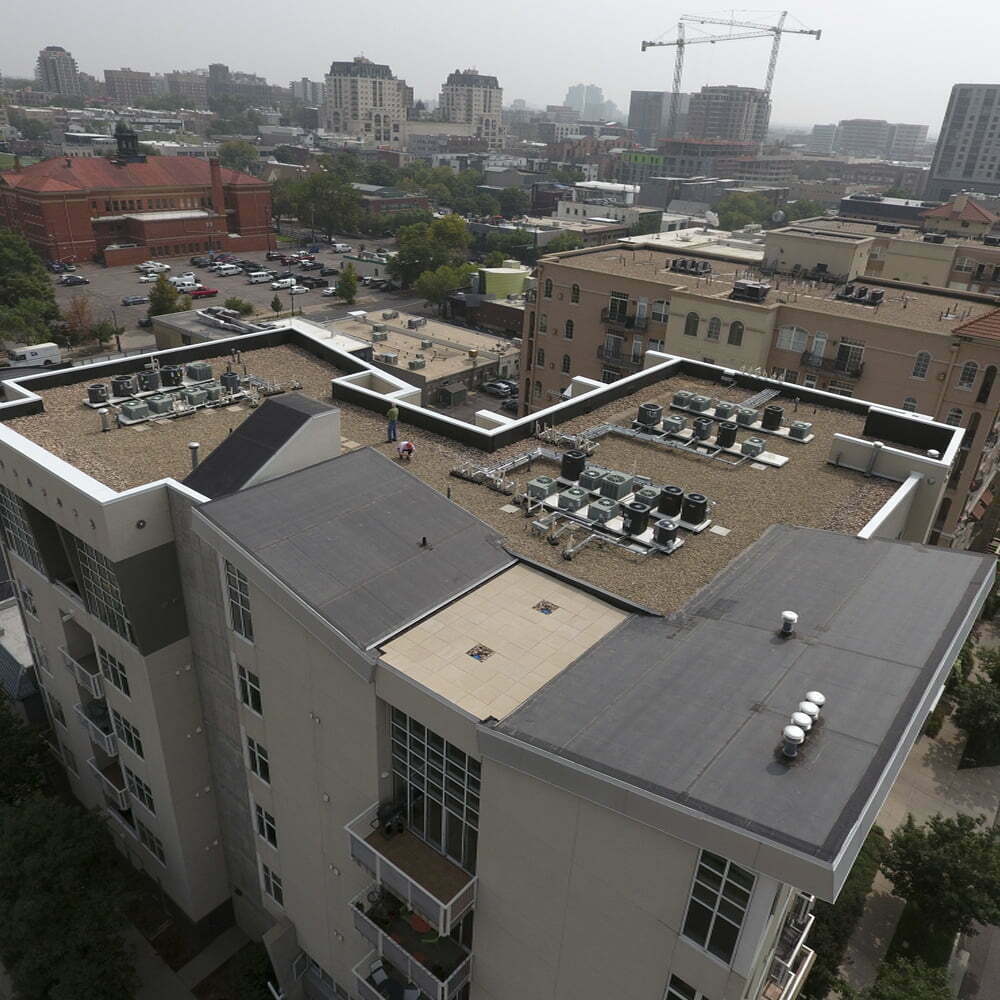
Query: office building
834,119,892,158
928,84,1000,198
805,124,837,155
165,71,210,110
628,91,691,145
565,83,605,120
104,68,157,106
291,78,325,105
0,307,990,1000
527,230,1000,546
687,86,770,146
439,70,503,149
323,57,411,146
34,45,81,97
886,123,929,161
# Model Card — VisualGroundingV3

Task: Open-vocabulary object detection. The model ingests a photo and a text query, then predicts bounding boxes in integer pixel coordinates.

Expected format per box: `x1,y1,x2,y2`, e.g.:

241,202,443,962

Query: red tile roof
0,155,262,193
923,198,999,224
952,308,1000,342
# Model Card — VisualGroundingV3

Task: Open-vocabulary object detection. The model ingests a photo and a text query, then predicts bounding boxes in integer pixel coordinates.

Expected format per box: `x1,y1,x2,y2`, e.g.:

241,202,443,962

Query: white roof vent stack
798,700,821,726
782,725,805,759
791,710,813,733
779,610,798,638
806,690,826,711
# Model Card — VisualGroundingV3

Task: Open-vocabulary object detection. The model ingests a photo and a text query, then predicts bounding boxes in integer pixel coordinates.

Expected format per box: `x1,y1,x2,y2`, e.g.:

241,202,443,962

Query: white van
247,271,273,284
271,277,296,289
5,343,62,368
216,264,242,276
331,243,353,253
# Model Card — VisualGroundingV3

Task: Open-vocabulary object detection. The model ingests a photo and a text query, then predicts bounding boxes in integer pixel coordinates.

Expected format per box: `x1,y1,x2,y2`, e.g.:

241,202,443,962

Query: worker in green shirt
386,403,399,443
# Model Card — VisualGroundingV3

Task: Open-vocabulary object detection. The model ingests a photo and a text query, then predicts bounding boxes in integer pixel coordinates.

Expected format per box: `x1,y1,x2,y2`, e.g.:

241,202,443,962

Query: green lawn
886,901,956,968
0,153,39,169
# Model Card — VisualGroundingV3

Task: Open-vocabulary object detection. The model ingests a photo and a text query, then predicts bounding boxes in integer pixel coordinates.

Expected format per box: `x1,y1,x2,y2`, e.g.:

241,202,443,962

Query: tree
850,958,951,1000
0,228,60,344
0,798,137,1000
0,693,46,805
61,294,94,346
414,263,476,313
545,165,585,185
954,676,1000,738
498,187,530,219
389,216,471,287
89,319,120,346
544,232,584,254
147,273,182,317
218,140,259,175
881,812,1000,934
335,264,359,304
784,199,825,222
715,191,775,231
485,230,535,262
295,172,362,238
270,294,283,314
484,250,507,268
223,297,254,316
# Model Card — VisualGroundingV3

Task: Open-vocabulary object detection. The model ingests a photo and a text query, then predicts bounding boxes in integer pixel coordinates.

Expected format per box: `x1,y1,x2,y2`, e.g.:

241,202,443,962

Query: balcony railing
800,351,864,378
105,805,138,841
762,947,816,1000
74,702,118,757
760,893,816,1000
88,757,129,811
346,803,477,936
596,345,644,369
61,647,103,699
352,888,472,1000
354,952,427,1000
601,307,648,332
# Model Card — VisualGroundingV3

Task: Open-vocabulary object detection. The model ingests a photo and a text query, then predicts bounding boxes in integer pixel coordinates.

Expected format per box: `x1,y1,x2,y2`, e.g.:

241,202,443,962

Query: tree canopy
0,228,60,344
389,217,472,287
850,958,951,1000
218,140,259,175
544,231,584,254
0,693,46,806
335,264,359,304
147,274,190,318
497,187,530,219
414,263,476,312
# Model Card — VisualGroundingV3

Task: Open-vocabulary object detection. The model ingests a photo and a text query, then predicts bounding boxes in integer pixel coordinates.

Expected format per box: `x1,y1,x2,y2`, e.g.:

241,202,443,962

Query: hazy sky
4,0,999,129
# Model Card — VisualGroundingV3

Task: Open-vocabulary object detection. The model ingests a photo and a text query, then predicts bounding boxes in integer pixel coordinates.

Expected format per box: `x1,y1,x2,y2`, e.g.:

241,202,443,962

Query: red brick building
0,145,274,266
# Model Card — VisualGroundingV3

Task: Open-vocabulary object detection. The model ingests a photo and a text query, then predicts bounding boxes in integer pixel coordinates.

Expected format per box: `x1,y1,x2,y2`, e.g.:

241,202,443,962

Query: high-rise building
886,123,929,161
104,68,157,106
439,69,503,149
34,45,80,96
928,84,1000,199
0,314,990,1000
806,123,837,155
290,77,324,105
628,90,691,144
165,71,210,110
565,83,603,117
323,56,411,146
835,119,892,158
686,85,770,146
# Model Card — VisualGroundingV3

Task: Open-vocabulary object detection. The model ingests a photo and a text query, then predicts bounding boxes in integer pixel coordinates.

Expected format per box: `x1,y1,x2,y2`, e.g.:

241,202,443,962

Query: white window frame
247,736,271,783
255,802,278,847
136,818,166,865
111,707,144,758
681,849,755,966
912,351,931,379
261,862,284,905
124,764,156,814
238,665,263,715
98,646,130,697
225,561,254,643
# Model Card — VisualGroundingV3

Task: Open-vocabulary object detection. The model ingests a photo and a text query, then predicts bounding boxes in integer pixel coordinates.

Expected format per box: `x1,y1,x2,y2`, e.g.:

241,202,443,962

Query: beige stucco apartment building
0,324,991,1000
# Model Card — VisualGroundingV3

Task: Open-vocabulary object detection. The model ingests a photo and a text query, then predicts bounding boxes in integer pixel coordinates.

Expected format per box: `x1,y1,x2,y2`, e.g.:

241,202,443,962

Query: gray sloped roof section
0,643,35,700
201,447,513,649
498,525,994,860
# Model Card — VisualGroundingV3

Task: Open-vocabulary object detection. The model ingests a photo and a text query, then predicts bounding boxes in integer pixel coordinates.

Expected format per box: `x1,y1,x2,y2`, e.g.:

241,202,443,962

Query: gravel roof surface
7,351,896,614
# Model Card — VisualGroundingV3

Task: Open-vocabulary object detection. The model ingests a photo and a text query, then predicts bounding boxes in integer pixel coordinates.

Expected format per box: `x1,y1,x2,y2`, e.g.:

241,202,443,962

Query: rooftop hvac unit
408,359,426,370
672,390,693,408
558,487,588,511
407,317,427,329
87,384,109,405
875,223,901,234
527,475,558,499
923,233,946,244
186,361,213,382
378,352,398,364
588,497,619,522
634,486,661,506
729,279,769,303
119,399,150,422
372,330,388,342
420,338,433,349
578,467,605,491
789,421,812,440
146,394,173,415
184,387,207,407
600,472,634,500
662,414,686,436
372,323,388,332
741,437,765,457
382,310,399,319
985,235,1000,247
205,383,222,402
688,395,711,412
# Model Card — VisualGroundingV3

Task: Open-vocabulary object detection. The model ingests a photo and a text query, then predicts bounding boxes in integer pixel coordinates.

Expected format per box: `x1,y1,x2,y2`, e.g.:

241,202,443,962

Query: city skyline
2,0,998,128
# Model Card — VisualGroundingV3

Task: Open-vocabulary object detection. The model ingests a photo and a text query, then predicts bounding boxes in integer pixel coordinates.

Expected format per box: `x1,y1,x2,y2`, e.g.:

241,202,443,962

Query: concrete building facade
439,70,503,150
104,68,157,106
323,57,412,147
686,86,770,147
34,45,81,97
928,84,1000,199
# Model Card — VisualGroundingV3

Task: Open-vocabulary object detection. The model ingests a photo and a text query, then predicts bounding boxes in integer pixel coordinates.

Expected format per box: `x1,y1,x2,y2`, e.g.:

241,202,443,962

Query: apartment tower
439,70,503,149
928,84,1000,198
323,57,412,146
687,85,770,146
34,45,81,96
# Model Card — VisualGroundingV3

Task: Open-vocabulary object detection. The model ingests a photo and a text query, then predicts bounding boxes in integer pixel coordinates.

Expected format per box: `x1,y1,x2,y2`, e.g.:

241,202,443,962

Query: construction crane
641,11,821,139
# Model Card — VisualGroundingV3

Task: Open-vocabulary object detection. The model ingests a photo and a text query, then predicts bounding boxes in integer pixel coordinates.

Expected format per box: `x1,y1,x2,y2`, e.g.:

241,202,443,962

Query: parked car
121,295,149,306
136,261,169,273
481,380,513,398
190,255,210,266
265,250,285,260
189,287,219,299
331,243,353,253
307,245,323,253
169,272,197,284
494,378,518,393
289,285,309,295
321,287,339,297
137,273,161,283
271,278,296,289
298,276,328,289
299,260,321,271
59,274,90,286
47,261,75,273
273,270,294,280
367,279,387,290
501,397,520,413
319,266,339,277
136,316,153,329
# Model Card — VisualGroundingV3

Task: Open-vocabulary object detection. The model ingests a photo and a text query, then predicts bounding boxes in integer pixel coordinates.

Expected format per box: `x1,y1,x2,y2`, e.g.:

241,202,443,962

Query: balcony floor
365,829,470,904
98,758,126,790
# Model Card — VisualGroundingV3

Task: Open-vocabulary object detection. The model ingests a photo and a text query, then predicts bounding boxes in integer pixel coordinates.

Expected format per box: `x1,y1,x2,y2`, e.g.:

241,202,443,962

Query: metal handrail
799,351,864,377
601,307,648,331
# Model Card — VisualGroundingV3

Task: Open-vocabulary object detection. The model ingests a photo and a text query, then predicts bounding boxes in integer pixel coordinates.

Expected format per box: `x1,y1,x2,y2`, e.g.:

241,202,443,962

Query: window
564,319,574,339
684,312,700,337
946,407,964,426
912,351,931,379
136,819,165,865
706,317,721,342
0,486,43,572
247,736,270,782
958,360,979,390
225,561,254,641
664,975,697,1000
76,539,134,642
26,633,49,675
682,850,755,964
98,647,130,696
955,257,975,272
261,862,284,905
533,380,542,400
827,379,855,397
238,666,262,714
543,278,553,298
19,583,37,619
608,291,629,321
46,690,67,728
390,705,481,873
538,313,548,333
652,300,668,322
570,283,580,303
561,354,571,374
111,708,143,758
727,321,744,347
536,348,545,367
979,365,997,404
776,326,809,352
255,802,278,846
903,397,918,412
124,765,155,813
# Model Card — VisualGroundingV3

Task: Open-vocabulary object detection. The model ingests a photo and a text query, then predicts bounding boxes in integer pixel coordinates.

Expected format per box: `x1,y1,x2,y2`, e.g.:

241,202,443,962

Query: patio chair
370,960,389,988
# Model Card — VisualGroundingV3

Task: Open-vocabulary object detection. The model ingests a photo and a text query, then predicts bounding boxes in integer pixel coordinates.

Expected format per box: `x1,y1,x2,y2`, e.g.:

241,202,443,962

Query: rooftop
543,245,997,334
796,216,969,246
498,525,993,860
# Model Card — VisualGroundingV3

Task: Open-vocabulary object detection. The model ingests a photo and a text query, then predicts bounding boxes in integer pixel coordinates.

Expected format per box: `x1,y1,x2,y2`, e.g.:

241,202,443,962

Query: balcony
74,701,118,757
354,952,426,1000
760,893,816,1000
601,307,648,332
800,351,864,378
347,803,477,936
352,887,472,1000
88,757,129,811
61,647,103,698
596,345,644,370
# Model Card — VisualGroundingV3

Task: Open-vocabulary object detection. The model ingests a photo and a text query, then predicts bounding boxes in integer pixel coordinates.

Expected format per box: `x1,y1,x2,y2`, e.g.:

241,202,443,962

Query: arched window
902,397,918,412
561,354,571,374
963,411,982,449
533,380,542,400
684,312,700,337
524,378,531,400
958,360,979,390
978,365,997,404
728,321,745,347
543,278,553,298
912,351,931,379
570,283,580,303
536,348,545,367
539,313,547,332
565,320,574,339
776,326,809,352
946,407,964,426
706,317,721,341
